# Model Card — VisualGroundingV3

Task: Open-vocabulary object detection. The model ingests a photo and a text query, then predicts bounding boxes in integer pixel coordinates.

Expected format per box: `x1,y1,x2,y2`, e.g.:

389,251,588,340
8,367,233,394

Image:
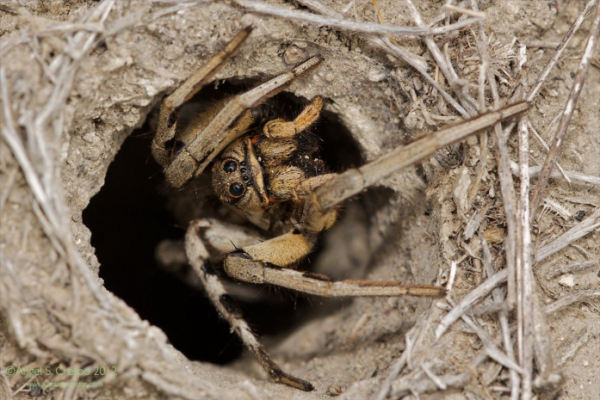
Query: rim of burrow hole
81,81,407,370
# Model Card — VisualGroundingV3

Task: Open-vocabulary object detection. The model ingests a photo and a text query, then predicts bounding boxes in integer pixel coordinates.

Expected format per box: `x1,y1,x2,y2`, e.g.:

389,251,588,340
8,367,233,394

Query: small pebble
326,384,344,396
283,44,305,65
558,274,575,288
403,111,419,129
367,67,386,82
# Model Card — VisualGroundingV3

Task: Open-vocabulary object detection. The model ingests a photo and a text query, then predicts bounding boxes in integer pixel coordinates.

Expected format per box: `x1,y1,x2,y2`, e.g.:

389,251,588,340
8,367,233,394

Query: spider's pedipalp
263,96,323,138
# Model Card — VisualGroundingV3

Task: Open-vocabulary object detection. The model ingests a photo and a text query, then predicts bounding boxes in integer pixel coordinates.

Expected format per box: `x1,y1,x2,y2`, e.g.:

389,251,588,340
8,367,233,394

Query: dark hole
83,132,242,364
83,82,362,366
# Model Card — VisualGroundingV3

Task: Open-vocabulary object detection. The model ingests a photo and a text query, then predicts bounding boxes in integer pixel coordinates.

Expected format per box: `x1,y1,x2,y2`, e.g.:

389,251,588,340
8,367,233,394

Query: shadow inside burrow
82,84,377,367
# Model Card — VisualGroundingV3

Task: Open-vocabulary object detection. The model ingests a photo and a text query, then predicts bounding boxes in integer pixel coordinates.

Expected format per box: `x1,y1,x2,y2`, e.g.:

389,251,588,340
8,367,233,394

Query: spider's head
212,136,270,212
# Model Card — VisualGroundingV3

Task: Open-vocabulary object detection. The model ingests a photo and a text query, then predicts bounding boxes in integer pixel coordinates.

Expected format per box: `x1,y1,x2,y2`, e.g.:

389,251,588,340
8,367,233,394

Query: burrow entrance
83,86,364,366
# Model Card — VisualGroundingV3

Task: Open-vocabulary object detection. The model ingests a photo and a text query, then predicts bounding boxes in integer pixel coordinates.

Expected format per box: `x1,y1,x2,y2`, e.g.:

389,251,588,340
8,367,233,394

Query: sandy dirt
0,1,598,399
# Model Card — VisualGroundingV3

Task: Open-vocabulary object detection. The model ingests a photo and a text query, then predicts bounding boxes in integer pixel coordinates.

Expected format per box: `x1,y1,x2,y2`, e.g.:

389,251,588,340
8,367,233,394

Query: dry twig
530,4,600,219
526,0,599,102
544,289,600,315
535,208,600,262
557,327,591,366
435,269,508,339
295,0,470,118
527,120,570,183
370,315,426,400
234,0,483,37
516,118,535,399
509,160,600,186
546,261,597,280
405,0,478,116
480,231,521,400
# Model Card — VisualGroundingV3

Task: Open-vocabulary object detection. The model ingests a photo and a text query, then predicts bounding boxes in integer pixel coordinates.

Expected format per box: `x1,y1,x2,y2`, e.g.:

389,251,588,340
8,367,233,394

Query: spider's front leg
152,27,253,167
301,101,531,230
224,229,447,298
184,219,314,392
152,26,322,188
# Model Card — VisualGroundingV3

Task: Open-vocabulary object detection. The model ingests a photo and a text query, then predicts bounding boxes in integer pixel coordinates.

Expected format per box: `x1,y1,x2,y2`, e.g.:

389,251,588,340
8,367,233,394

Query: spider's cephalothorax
211,99,328,214
151,26,529,391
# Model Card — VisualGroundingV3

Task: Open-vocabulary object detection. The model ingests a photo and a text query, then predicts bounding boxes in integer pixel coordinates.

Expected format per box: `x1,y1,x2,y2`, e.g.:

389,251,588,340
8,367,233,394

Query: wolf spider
151,26,529,391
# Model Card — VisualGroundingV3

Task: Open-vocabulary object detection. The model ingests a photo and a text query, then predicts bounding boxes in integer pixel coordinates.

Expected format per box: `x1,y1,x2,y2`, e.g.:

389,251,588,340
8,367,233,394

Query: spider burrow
151,26,530,391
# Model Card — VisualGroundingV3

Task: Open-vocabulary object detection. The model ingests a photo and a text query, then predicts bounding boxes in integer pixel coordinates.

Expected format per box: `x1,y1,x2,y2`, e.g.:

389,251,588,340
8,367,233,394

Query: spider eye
223,160,237,173
229,182,245,197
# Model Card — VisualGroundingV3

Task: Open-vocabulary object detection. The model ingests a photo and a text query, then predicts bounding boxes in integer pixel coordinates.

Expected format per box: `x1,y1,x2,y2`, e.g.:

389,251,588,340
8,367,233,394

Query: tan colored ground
0,1,598,399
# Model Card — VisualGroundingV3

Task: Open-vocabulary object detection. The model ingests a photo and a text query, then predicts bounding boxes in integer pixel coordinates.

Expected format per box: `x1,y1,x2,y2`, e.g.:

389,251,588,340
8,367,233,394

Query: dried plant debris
0,1,599,399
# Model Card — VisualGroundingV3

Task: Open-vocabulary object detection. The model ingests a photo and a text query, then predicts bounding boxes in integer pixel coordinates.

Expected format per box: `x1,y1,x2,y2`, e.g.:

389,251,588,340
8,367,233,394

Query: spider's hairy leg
165,55,323,188
152,26,253,166
185,220,314,392
301,101,531,231
224,231,447,298
263,96,323,138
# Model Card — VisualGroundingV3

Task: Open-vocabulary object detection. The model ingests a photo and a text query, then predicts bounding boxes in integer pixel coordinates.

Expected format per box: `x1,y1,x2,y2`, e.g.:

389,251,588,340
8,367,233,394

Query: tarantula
151,26,529,391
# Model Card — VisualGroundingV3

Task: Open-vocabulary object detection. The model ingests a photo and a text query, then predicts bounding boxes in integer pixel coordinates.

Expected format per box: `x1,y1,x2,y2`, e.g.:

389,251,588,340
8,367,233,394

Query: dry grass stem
557,327,591,366
446,291,523,374
516,118,535,399
405,0,478,116
435,269,508,339
492,116,518,308
464,202,492,240
478,19,520,308
544,289,600,315
527,120,570,183
420,362,446,390
535,208,600,262
530,4,600,219
480,231,521,399
374,36,469,117
389,353,489,398
509,161,600,185
531,295,561,391
234,0,483,37
545,261,597,280
446,260,457,291
443,4,486,19
371,318,423,400
296,0,470,118
150,2,197,20
462,314,523,374
526,0,598,102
